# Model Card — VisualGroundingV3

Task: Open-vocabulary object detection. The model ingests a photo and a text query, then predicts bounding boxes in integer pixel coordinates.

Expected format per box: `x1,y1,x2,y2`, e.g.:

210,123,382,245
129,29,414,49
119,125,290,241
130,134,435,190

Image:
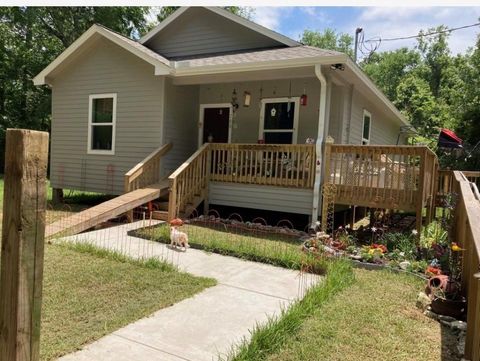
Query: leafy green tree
301,28,354,57
0,6,151,166
362,48,420,100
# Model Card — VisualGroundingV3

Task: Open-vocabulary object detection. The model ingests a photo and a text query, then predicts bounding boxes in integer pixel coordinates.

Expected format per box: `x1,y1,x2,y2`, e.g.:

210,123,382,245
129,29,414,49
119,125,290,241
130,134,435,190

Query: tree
395,73,443,137
301,29,354,58
0,7,151,166
155,6,254,23
416,26,452,98
361,48,420,100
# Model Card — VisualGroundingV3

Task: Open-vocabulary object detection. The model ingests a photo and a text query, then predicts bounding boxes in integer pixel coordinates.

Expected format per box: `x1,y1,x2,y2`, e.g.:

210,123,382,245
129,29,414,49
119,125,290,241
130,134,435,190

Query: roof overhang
33,24,171,86
140,7,300,47
170,54,408,127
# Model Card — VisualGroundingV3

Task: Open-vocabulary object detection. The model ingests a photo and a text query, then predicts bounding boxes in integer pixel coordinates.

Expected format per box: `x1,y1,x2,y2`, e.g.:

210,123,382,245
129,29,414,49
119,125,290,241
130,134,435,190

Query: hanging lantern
300,94,308,106
244,91,251,107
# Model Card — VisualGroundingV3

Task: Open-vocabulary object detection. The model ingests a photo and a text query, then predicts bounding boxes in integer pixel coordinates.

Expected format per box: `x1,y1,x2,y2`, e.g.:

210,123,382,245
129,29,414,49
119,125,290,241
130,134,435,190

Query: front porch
125,141,439,233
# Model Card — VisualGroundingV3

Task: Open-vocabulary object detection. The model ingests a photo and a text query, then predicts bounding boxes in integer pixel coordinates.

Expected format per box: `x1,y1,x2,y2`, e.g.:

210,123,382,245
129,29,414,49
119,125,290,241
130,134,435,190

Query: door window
260,99,299,144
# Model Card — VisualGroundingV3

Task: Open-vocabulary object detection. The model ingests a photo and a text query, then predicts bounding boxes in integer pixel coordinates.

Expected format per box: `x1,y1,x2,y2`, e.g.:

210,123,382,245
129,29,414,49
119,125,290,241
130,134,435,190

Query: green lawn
232,268,451,361
134,223,327,274
40,242,216,361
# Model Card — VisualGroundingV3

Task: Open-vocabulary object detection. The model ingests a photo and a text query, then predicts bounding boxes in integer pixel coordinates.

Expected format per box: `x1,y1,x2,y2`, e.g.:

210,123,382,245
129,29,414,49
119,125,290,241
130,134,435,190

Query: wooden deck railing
168,143,211,220
323,142,438,232
209,143,315,188
167,143,315,219
124,143,172,192
451,171,480,360
437,170,480,204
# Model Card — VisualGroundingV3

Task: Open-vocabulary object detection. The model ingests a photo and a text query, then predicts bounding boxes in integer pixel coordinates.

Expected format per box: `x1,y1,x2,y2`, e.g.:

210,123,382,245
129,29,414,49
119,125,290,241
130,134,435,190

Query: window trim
362,109,372,145
259,97,300,144
87,93,117,155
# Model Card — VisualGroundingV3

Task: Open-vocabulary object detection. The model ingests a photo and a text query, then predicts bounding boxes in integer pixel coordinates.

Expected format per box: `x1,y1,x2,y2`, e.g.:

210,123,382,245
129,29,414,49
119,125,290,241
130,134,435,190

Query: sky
250,7,480,55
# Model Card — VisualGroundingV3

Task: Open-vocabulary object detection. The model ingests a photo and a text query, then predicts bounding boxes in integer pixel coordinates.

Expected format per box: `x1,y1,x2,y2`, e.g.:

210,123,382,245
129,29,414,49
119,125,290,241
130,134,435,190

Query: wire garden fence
45,205,332,298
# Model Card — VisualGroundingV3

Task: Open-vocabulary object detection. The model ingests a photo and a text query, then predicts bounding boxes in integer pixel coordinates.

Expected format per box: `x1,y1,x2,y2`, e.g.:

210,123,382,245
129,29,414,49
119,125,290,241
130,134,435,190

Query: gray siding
327,84,344,142
348,88,402,145
162,79,199,176
50,37,164,195
199,77,321,144
144,7,285,59
209,182,313,215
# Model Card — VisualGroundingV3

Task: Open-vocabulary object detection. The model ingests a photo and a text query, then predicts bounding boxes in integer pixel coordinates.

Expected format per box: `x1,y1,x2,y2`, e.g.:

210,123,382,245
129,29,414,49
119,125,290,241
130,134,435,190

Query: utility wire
363,21,480,43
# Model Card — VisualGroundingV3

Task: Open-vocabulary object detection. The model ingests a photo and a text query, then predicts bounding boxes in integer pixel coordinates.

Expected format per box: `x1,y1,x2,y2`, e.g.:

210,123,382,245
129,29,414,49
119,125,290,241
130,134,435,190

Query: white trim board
362,109,372,145
87,93,117,155
140,7,299,47
33,24,171,86
198,103,233,148
259,97,300,144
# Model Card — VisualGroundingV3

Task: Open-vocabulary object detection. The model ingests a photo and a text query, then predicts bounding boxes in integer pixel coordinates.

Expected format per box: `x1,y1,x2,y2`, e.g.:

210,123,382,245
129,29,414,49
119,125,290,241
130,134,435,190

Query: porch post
311,64,329,226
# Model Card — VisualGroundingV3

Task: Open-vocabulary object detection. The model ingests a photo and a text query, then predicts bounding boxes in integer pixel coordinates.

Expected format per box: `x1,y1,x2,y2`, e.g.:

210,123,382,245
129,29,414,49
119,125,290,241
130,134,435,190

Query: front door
201,106,231,145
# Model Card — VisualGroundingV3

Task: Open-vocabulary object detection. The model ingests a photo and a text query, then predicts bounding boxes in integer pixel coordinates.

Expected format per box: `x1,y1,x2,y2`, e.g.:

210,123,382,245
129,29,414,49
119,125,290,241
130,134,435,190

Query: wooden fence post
0,129,49,361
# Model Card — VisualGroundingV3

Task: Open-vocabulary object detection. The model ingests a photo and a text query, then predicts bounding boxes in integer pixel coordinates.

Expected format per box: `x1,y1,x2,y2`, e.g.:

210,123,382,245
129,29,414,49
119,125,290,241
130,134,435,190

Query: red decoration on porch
300,94,308,106
257,139,265,144
170,218,184,227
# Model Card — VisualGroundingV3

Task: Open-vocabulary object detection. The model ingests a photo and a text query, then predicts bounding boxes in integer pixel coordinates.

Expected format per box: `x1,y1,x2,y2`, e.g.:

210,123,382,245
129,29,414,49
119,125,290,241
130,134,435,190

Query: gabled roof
33,24,171,86
140,7,300,47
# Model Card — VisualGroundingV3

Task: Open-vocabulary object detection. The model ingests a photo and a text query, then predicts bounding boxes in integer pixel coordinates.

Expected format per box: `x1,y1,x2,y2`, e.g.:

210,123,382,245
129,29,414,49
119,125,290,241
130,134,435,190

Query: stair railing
124,143,172,193
168,143,211,220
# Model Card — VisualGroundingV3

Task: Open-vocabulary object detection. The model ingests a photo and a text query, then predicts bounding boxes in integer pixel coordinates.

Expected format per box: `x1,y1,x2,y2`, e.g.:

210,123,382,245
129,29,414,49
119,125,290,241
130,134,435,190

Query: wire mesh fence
44,204,333,298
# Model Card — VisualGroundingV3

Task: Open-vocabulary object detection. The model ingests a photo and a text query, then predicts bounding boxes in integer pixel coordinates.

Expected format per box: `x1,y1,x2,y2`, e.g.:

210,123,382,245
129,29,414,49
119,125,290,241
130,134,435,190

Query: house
34,6,414,225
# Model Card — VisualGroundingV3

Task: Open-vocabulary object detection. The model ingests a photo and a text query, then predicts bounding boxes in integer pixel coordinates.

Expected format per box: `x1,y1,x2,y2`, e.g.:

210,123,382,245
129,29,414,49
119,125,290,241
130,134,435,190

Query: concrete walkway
58,221,321,361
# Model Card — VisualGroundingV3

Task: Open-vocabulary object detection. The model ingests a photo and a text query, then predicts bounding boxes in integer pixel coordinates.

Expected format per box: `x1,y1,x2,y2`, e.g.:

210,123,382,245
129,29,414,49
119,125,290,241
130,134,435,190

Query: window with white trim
88,94,116,154
362,110,371,145
259,98,299,144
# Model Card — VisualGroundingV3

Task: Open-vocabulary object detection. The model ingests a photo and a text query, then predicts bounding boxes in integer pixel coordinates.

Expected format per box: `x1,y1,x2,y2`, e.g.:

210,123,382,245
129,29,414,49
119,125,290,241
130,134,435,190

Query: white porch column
311,64,329,225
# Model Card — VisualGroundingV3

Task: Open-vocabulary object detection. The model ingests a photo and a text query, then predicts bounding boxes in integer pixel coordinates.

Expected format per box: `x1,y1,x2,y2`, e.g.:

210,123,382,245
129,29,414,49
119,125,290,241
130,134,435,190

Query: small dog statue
170,226,190,251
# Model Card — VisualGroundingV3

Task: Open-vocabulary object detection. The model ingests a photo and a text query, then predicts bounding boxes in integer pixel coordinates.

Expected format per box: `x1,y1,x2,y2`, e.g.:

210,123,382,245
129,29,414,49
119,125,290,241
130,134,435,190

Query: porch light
244,91,251,107
330,63,345,71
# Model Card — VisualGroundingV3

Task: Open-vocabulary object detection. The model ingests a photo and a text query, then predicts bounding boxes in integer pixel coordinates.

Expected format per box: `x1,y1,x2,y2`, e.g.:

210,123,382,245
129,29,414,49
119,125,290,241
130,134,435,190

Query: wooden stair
45,180,169,239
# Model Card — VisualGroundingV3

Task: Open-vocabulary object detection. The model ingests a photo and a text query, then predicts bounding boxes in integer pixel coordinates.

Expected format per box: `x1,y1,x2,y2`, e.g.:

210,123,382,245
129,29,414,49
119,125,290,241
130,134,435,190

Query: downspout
311,64,328,225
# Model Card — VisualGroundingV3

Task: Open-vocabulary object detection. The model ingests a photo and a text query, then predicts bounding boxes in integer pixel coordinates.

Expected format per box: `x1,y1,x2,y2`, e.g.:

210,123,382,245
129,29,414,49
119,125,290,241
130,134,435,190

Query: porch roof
173,46,344,68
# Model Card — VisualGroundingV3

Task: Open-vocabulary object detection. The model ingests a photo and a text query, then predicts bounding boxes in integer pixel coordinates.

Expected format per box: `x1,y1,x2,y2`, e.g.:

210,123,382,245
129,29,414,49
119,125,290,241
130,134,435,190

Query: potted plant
429,242,467,320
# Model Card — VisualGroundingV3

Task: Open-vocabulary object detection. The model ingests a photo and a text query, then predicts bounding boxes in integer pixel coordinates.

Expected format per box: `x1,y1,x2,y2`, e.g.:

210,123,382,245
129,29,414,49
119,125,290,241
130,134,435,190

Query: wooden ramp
45,180,169,239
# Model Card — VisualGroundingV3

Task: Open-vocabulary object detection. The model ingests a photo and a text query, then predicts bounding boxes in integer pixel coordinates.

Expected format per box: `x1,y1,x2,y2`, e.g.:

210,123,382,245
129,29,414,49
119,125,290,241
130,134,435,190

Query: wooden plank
0,129,49,361
46,180,168,238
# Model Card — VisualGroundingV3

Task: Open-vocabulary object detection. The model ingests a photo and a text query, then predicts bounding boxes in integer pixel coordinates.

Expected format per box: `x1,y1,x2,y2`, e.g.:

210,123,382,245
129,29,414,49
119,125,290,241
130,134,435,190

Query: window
259,98,299,144
88,94,117,154
362,110,371,145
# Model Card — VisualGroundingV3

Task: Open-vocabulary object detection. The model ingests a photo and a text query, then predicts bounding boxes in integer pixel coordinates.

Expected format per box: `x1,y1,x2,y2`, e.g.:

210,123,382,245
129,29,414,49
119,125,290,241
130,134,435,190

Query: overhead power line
363,21,480,43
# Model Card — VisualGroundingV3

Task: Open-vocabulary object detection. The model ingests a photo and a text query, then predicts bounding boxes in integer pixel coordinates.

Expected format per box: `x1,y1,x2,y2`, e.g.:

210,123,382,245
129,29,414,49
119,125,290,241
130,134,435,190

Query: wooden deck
45,180,169,238
321,141,439,232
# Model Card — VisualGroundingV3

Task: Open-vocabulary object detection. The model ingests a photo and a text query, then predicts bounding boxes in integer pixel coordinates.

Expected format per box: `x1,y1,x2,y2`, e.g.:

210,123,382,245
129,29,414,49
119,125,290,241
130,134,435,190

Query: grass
230,260,354,361
231,267,449,361
133,223,328,274
40,242,216,361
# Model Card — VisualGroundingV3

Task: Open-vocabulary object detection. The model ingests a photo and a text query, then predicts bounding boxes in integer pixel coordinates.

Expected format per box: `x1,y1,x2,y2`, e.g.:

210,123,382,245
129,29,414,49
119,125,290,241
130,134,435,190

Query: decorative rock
450,320,467,332
438,315,457,323
399,261,411,270
350,254,362,261
424,310,439,320
416,292,432,311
